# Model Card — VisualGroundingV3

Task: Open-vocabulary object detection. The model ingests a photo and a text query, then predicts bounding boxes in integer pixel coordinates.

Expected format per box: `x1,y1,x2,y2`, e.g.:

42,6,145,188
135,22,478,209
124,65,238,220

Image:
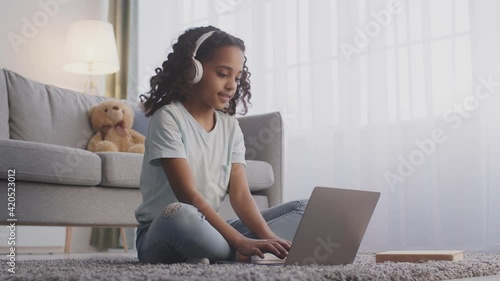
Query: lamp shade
63,20,120,75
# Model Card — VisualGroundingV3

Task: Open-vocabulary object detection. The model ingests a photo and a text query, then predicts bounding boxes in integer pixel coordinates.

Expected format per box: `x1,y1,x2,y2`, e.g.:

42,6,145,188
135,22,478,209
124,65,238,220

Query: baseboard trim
0,246,64,255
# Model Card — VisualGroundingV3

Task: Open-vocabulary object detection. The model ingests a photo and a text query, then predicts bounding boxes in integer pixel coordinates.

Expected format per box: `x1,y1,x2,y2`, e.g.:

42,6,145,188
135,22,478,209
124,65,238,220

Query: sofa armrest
237,112,283,207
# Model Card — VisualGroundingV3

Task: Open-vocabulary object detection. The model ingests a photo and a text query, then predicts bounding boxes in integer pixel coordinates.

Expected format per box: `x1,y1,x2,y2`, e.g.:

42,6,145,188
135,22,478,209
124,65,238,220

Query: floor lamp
63,20,120,95
62,20,124,253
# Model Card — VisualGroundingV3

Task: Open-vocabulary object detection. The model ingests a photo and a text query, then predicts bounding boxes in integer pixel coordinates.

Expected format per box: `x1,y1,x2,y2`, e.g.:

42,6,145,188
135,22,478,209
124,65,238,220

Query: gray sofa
0,68,283,229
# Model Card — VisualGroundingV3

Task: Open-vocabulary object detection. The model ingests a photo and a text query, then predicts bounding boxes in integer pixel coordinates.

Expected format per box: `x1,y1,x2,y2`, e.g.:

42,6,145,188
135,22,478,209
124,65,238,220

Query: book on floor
375,250,464,263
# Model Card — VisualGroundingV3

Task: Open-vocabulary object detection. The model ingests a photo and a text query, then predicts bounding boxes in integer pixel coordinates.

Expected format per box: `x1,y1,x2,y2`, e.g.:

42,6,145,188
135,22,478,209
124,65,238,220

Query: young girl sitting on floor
135,26,307,264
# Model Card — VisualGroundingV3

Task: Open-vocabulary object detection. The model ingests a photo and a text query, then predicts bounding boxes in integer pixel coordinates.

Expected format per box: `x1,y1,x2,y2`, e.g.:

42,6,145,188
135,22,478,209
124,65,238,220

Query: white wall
136,0,178,101
0,0,108,92
0,0,108,253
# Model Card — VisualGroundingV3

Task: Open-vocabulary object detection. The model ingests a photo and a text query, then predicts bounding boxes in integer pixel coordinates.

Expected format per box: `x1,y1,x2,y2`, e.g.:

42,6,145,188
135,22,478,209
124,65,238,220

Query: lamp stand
86,74,99,95
86,62,99,95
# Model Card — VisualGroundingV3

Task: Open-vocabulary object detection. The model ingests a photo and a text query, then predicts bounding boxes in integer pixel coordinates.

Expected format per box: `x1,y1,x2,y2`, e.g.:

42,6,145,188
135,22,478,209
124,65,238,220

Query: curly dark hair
140,26,252,117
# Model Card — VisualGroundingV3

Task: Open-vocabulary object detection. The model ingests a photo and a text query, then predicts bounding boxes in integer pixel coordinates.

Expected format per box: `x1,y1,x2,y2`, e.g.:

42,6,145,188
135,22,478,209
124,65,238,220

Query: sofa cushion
97,152,144,188
95,155,273,191
5,69,107,148
246,160,274,191
0,138,101,186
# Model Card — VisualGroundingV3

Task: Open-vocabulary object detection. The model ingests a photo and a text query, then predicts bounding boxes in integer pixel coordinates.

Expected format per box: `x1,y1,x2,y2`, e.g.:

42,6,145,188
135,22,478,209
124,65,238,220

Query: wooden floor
0,251,137,261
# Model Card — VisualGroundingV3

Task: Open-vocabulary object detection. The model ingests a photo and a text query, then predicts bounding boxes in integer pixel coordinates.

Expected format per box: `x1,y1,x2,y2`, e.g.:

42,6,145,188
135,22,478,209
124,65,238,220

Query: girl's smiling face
191,45,245,111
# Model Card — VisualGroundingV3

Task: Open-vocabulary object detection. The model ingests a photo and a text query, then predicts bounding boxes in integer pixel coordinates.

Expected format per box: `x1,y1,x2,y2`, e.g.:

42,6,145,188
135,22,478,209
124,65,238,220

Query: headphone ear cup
191,59,203,84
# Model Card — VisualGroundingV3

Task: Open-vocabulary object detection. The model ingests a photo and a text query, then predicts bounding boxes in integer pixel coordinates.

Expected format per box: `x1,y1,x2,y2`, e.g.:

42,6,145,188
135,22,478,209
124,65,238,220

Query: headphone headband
189,30,215,84
193,31,215,58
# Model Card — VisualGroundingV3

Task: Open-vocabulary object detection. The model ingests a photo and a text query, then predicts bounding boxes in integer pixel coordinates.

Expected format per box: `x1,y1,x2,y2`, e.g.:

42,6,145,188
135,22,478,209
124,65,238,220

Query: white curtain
136,0,500,251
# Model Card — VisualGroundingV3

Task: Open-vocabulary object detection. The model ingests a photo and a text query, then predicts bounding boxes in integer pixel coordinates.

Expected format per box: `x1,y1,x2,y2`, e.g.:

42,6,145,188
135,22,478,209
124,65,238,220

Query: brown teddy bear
87,99,145,154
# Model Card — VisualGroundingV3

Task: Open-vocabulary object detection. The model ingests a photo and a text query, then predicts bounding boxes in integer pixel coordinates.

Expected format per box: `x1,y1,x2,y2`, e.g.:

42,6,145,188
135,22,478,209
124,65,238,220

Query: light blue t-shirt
135,101,246,223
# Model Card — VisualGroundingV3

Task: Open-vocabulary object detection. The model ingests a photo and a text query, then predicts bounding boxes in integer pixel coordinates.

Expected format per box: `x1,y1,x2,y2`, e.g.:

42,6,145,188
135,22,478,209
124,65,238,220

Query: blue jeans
136,199,308,264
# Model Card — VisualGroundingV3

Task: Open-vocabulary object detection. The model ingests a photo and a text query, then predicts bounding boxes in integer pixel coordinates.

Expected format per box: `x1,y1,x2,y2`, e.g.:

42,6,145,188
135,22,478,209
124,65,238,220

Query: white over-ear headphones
190,30,215,84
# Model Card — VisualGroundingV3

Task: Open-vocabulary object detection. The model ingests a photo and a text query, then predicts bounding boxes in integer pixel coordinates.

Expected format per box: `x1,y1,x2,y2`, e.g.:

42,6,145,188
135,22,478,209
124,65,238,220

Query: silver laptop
231,186,380,266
